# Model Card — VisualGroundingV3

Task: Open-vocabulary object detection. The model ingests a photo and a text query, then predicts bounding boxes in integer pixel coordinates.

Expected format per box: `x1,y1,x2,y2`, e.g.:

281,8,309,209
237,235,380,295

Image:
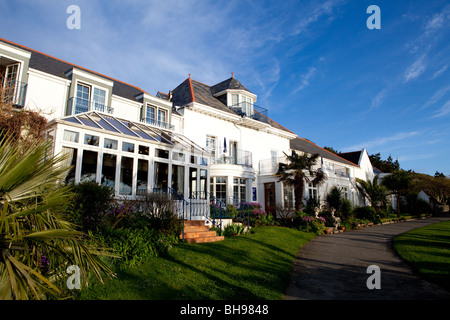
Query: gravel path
284,217,450,300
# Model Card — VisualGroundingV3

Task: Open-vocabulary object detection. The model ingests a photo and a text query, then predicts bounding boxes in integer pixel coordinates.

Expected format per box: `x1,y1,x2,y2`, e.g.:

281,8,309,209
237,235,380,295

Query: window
76,83,90,114
93,88,106,112
212,177,227,203
172,165,185,198
155,148,169,159
154,162,168,190
84,134,99,146
206,136,216,160
80,150,97,182
200,169,207,199
233,178,247,204
231,94,239,106
63,130,79,143
119,157,133,195
136,159,148,195
283,184,294,210
139,145,149,155
172,151,185,162
62,147,77,184
104,138,117,150
146,105,156,124
122,142,135,153
101,154,116,189
308,183,318,201
158,109,166,126
242,96,252,115
271,150,278,172
189,168,197,198
342,187,349,200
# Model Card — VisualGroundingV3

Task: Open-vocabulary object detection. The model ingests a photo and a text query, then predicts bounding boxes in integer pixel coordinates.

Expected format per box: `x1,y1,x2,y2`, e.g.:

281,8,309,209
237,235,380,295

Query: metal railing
228,102,269,124
1,79,27,107
209,197,250,235
141,117,175,131
209,144,253,167
68,97,114,115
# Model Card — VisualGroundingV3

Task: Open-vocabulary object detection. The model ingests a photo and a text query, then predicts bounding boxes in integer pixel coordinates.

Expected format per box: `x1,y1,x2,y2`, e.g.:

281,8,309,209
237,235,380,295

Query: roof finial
189,73,191,79
232,72,234,77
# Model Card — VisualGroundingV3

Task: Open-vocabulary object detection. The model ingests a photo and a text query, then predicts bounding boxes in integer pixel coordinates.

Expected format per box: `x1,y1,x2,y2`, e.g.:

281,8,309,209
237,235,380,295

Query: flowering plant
299,215,327,235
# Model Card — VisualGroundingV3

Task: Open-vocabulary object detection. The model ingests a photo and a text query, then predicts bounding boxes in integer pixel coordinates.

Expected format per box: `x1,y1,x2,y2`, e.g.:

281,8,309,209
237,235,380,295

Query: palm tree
356,176,388,210
275,151,326,212
0,133,116,300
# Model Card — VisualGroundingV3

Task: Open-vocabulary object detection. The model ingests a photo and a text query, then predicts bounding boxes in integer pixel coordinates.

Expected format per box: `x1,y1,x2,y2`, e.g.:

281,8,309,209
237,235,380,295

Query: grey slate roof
337,151,362,166
290,137,359,167
1,38,145,102
210,76,252,95
170,76,294,133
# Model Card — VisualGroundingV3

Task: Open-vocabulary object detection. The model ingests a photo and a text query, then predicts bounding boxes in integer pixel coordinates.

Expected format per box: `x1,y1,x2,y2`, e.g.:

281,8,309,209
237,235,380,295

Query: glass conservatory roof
59,111,206,153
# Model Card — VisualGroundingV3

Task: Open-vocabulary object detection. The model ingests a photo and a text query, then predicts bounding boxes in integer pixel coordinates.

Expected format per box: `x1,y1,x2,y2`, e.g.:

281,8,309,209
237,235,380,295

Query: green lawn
393,220,450,291
78,226,315,300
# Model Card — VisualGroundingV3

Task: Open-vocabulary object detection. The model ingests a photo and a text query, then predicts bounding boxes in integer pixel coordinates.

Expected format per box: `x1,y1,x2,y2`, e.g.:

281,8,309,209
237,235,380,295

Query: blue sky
1,0,449,175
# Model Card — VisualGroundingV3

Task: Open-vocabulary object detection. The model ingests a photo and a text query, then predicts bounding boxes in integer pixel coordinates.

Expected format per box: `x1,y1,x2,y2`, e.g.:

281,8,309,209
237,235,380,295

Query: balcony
210,146,253,167
141,117,175,131
229,102,269,124
1,78,27,107
68,97,114,115
259,156,286,174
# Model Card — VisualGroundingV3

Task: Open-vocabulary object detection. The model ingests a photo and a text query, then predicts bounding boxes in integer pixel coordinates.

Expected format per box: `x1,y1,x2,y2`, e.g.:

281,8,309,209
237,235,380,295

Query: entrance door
264,182,276,214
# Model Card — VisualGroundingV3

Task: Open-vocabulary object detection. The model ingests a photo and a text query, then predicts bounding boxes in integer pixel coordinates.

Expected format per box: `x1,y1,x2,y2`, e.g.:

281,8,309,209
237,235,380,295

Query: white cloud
342,131,420,152
421,85,450,109
371,88,388,109
404,55,427,82
432,64,448,79
431,100,450,118
294,67,317,92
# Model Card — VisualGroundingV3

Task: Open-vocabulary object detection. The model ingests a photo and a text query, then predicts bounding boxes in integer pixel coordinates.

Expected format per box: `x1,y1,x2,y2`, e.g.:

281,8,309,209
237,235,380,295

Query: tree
411,173,450,213
0,133,116,300
325,186,352,219
323,146,340,154
369,153,400,173
356,176,389,210
381,170,412,216
275,151,326,212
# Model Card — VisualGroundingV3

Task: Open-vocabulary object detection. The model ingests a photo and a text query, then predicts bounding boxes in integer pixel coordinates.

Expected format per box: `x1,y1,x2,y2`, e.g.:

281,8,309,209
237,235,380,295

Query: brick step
183,226,211,232
180,220,224,244
184,220,205,227
186,236,225,244
182,231,218,239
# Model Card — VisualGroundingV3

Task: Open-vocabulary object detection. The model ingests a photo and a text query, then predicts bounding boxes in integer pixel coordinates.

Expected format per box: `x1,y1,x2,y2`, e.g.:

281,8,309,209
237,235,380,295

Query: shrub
352,206,380,223
135,193,183,237
97,227,174,269
67,181,115,232
223,223,246,238
297,214,327,235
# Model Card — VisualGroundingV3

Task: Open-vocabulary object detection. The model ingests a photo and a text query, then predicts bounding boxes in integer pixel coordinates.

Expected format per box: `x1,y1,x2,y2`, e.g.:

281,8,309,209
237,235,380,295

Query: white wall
25,69,69,120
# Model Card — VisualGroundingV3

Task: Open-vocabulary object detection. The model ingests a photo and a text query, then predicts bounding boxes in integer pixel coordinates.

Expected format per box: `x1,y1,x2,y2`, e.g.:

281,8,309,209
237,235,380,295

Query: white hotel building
0,38,375,219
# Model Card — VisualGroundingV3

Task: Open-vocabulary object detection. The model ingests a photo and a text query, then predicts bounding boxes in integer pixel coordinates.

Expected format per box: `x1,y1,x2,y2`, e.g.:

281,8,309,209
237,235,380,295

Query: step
182,231,218,239
186,236,225,244
184,220,206,227
183,226,211,232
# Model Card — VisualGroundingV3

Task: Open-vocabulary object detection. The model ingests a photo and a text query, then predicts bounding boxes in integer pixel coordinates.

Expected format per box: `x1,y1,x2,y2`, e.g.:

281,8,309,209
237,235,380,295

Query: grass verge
392,220,450,291
78,226,315,300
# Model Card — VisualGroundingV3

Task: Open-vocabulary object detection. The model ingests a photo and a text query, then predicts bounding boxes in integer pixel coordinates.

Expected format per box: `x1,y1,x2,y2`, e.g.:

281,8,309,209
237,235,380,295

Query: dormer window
230,93,253,117
74,83,107,114
143,104,169,129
